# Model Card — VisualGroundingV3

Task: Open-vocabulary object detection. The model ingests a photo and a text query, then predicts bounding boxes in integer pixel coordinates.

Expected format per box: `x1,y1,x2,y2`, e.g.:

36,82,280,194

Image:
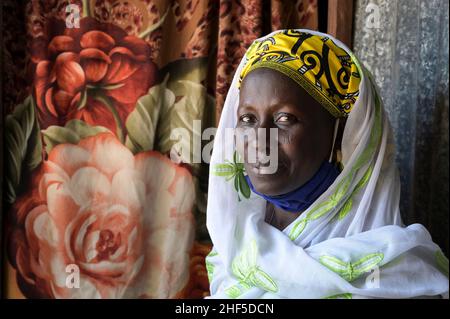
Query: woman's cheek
277,130,293,144
280,133,309,173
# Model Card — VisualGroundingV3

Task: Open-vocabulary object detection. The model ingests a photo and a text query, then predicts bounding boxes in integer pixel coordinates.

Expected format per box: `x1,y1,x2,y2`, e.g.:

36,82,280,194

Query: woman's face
237,68,335,196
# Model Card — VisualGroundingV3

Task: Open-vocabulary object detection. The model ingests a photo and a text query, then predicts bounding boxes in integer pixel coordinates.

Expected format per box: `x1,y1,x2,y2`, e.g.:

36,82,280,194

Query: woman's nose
258,118,277,144
251,121,277,159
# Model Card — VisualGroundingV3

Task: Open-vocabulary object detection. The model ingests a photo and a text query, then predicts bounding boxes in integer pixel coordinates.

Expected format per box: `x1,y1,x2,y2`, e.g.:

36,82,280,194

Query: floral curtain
1,0,319,299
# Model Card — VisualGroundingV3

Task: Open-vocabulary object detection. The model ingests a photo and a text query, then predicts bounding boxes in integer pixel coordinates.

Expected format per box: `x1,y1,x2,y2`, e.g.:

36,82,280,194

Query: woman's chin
251,182,286,196
247,173,289,196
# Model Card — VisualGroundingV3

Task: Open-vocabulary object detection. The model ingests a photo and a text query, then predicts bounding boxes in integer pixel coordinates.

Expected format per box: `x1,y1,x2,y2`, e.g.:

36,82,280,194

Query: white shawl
205,29,449,299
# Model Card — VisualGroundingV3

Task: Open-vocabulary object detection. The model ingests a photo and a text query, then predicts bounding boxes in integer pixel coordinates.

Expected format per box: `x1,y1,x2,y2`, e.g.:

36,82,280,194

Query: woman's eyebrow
237,104,257,112
270,102,305,115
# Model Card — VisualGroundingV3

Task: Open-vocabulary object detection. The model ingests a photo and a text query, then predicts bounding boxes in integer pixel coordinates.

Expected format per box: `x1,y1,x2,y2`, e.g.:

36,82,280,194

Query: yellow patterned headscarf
239,30,361,118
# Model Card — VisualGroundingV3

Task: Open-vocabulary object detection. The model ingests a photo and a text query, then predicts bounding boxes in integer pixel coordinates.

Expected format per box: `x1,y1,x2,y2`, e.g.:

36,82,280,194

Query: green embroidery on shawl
206,261,214,283
354,164,374,193
337,198,353,220
435,250,449,278
205,250,218,283
225,240,278,298
225,285,246,298
288,175,354,240
288,172,355,240
207,250,218,258
319,253,384,282
289,77,383,240
353,96,382,170
289,219,308,240
337,165,374,221
212,151,250,201
325,293,353,299
288,173,355,240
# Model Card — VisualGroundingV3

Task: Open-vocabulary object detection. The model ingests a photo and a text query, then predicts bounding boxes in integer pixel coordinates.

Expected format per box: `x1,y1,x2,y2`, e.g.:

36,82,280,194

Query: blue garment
244,161,341,213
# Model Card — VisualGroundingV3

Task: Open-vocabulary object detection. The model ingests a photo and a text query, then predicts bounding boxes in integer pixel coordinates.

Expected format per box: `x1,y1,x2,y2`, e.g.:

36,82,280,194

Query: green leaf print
319,253,384,282
5,96,42,203
337,165,373,221
157,77,210,165
325,293,353,299
42,119,110,154
213,151,251,200
125,77,173,154
225,285,245,299
205,250,218,283
227,239,278,298
288,219,307,241
338,198,353,220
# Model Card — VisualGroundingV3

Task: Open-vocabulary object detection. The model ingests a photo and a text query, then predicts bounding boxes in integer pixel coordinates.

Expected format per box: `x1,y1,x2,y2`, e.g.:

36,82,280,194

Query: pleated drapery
1,0,320,299
353,0,449,255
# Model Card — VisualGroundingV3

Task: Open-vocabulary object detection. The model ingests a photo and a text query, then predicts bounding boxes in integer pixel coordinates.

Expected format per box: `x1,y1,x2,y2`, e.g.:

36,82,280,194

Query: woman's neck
266,203,303,231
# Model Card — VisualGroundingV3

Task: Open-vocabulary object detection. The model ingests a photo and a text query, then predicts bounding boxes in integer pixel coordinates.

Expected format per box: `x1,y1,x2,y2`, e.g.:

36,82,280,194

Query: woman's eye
239,114,256,124
275,113,296,124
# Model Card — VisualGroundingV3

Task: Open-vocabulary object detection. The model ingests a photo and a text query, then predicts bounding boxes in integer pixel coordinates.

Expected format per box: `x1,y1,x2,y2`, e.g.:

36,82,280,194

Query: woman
205,29,449,299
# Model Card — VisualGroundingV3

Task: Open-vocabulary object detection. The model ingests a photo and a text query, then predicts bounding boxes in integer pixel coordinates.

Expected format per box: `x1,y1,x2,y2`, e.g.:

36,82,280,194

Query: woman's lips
249,163,285,176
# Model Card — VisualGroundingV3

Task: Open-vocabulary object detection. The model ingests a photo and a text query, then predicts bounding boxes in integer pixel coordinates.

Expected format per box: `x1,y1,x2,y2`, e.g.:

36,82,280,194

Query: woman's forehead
239,68,320,110
241,68,298,89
